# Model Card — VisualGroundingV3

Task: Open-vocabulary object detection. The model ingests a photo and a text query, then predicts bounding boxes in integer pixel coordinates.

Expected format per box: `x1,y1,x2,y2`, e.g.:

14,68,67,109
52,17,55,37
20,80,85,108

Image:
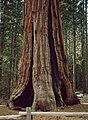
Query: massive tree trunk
7,0,79,111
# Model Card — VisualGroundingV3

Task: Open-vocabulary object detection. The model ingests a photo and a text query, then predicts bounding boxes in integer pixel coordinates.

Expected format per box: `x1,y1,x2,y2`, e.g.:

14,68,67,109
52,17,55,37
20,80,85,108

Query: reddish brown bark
7,0,79,111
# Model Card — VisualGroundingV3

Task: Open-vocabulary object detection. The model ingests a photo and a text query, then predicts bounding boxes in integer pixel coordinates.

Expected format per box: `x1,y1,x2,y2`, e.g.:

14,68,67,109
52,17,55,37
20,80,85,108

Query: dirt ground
0,98,88,120
32,116,87,120
0,105,19,116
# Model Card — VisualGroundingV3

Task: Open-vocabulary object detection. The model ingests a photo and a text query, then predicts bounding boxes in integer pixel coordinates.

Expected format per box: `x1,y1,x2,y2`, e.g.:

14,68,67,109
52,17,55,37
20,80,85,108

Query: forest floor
0,97,88,120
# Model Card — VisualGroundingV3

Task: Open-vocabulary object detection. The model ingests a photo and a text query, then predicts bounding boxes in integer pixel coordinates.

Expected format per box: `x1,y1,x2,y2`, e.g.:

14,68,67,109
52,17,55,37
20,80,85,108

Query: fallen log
0,114,25,120
19,111,88,117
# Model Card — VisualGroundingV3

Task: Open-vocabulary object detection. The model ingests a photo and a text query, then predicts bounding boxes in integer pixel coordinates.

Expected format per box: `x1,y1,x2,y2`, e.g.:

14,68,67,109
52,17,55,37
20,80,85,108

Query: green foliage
0,0,24,99
61,0,88,92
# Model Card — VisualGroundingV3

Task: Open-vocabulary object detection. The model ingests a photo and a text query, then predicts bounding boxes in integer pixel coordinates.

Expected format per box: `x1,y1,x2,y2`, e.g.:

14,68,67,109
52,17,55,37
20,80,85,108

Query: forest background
0,0,88,101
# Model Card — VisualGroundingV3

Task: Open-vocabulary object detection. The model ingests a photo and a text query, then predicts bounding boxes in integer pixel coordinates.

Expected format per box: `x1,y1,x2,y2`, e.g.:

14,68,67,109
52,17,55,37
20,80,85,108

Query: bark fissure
48,1,64,107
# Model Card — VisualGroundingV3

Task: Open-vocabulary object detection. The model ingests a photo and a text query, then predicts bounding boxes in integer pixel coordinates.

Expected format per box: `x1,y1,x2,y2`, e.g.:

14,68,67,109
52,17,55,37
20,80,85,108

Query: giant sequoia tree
8,0,79,111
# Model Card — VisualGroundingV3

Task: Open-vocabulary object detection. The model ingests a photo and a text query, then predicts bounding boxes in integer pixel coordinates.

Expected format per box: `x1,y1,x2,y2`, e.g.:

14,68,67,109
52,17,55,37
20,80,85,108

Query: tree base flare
65,97,80,106
33,101,52,112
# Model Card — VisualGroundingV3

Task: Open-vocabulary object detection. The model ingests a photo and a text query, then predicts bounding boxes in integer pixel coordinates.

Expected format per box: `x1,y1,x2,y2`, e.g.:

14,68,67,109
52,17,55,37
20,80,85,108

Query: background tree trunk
8,0,79,111
72,0,76,91
81,0,86,94
85,0,88,93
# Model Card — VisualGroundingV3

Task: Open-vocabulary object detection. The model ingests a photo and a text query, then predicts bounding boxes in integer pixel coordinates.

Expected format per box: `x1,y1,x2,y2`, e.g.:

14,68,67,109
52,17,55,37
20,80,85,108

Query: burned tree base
65,97,80,106
7,100,26,111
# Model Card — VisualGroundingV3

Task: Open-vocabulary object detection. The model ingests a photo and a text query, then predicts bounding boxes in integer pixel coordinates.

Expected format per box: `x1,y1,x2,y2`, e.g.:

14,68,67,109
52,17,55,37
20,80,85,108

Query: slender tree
72,0,76,91
0,0,2,83
81,0,86,93
85,0,88,93
8,0,79,111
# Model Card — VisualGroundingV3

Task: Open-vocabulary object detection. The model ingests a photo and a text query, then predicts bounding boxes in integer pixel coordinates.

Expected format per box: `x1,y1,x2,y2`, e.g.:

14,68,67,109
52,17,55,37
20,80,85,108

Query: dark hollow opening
48,1,63,107
13,69,34,108
13,22,34,108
